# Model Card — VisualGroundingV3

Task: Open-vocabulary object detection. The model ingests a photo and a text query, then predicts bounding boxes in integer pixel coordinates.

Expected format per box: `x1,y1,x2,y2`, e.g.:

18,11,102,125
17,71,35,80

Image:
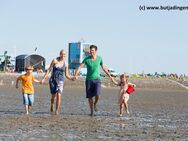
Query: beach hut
15,54,45,72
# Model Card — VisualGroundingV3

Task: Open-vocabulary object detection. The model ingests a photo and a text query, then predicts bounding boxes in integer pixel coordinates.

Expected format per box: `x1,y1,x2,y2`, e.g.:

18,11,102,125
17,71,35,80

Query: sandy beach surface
0,81,188,141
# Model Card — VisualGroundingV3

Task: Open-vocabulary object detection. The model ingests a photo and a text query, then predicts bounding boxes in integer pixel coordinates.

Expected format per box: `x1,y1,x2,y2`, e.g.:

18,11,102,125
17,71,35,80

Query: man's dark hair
90,45,97,51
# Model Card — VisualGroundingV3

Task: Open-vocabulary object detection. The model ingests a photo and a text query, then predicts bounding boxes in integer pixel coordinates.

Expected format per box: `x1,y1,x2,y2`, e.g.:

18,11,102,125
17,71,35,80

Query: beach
0,73,187,89
0,74,188,140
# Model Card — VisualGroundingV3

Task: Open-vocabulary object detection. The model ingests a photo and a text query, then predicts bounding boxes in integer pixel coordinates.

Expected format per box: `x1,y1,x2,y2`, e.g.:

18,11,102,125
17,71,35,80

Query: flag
35,47,37,52
4,51,7,55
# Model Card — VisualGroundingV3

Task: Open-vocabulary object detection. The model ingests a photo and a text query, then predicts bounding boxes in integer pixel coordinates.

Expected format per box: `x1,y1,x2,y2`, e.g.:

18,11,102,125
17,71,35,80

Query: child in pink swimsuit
112,74,136,116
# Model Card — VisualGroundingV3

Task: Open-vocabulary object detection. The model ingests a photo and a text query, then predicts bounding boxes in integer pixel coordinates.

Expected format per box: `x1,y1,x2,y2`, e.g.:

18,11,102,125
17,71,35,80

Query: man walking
74,45,112,116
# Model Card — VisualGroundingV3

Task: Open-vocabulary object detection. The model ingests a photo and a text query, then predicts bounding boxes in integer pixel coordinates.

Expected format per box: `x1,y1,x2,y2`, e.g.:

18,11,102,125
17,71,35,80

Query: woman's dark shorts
85,80,101,98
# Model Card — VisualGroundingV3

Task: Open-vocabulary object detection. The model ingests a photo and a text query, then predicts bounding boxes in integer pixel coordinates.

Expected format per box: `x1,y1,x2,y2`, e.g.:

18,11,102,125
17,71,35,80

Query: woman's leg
56,93,61,115
51,94,56,112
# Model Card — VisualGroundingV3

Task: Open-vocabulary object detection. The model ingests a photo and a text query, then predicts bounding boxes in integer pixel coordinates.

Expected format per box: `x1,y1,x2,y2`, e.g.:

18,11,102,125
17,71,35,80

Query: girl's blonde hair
119,73,129,85
120,73,129,80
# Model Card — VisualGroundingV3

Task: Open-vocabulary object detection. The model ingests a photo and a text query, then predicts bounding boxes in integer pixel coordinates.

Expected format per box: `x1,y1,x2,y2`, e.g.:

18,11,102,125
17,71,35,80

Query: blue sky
0,0,188,75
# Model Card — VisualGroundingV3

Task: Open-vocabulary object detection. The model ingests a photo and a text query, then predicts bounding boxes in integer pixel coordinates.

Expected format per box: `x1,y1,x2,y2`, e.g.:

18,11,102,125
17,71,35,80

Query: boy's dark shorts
85,80,101,98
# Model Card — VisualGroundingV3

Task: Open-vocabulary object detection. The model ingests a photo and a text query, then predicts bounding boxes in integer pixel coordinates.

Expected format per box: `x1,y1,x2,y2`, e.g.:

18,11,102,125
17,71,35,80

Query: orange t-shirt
18,74,35,94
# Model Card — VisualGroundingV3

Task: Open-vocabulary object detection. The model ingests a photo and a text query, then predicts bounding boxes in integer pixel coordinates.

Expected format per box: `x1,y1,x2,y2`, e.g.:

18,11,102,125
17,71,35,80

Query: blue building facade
68,42,91,72
68,42,81,69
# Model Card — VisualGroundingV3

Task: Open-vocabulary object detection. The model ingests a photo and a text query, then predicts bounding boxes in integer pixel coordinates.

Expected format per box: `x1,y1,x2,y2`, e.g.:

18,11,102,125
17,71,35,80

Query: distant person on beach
16,66,40,115
74,45,112,116
112,74,136,116
41,49,73,115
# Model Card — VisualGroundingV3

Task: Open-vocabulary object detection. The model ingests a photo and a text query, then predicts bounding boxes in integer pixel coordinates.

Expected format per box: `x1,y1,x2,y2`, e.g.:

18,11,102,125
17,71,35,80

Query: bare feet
89,108,94,116
55,110,59,115
51,105,54,112
89,112,94,116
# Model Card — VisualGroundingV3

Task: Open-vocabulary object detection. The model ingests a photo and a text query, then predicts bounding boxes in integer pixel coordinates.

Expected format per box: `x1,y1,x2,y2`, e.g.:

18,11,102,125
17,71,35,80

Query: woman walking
41,49,73,115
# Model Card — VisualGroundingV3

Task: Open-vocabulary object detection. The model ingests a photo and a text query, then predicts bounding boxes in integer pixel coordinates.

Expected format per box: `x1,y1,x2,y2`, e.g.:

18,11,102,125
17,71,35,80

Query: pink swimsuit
118,87,129,104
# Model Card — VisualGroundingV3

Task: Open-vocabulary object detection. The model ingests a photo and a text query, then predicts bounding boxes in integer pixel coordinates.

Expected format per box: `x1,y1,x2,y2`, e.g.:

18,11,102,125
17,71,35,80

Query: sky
0,0,188,75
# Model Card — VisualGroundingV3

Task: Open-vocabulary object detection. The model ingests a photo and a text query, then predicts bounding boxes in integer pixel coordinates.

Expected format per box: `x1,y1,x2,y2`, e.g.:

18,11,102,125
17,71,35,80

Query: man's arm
74,63,84,80
111,77,119,86
101,64,113,80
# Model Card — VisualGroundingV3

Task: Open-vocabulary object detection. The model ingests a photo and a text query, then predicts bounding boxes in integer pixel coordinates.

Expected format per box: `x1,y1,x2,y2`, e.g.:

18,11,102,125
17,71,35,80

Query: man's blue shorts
85,80,101,98
23,93,34,106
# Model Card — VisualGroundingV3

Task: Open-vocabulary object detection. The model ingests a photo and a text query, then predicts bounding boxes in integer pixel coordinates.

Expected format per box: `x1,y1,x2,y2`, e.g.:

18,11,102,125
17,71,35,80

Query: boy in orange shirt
16,66,40,115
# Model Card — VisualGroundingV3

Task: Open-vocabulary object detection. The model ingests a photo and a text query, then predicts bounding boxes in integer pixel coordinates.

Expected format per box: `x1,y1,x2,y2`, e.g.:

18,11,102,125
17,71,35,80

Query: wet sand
0,85,188,141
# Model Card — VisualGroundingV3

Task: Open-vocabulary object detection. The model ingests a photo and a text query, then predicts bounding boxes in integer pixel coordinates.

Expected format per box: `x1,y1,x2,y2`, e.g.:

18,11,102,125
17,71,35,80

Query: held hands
110,76,116,83
111,77,119,85
68,76,77,81
73,75,78,81
40,79,45,84
70,77,75,81
109,76,113,81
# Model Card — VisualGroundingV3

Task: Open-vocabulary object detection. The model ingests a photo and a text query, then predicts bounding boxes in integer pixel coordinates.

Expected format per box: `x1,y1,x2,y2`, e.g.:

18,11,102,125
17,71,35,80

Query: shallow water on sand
0,85,188,140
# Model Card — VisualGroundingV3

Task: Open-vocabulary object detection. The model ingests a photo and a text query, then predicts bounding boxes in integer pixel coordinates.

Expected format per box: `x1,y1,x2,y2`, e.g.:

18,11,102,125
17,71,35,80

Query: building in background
15,54,45,72
68,42,91,75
